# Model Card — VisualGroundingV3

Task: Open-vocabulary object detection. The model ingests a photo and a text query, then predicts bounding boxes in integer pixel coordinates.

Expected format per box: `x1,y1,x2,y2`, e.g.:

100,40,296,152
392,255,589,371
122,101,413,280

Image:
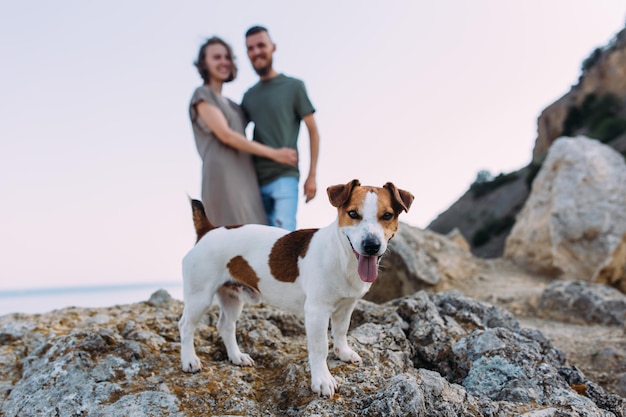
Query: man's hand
304,176,317,203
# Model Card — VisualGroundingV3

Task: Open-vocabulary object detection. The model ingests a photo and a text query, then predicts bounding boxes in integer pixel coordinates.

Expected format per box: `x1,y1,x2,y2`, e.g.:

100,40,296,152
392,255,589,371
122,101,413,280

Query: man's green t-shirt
241,74,315,185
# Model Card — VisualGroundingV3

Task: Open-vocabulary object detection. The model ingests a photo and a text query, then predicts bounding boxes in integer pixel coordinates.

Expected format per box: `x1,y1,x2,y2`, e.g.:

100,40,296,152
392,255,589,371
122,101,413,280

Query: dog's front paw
311,370,338,397
334,346,362,364
182,354,202,373
230,352,255,367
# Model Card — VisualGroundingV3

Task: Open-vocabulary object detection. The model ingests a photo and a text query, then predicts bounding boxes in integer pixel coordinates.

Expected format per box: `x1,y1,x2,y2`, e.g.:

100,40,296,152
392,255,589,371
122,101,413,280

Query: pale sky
1,1,625,291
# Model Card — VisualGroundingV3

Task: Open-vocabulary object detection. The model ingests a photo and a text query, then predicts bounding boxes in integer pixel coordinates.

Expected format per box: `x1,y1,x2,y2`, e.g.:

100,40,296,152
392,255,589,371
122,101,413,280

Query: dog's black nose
363,238,381,256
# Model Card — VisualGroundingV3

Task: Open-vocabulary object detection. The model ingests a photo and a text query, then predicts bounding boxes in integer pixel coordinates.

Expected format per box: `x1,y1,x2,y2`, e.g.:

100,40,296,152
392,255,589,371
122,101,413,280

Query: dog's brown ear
383,182,414,213
327,179,361,207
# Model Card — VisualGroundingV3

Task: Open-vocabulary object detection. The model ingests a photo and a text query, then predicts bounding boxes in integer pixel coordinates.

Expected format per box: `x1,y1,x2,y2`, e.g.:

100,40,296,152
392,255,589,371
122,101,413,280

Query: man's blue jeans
260,177,298,231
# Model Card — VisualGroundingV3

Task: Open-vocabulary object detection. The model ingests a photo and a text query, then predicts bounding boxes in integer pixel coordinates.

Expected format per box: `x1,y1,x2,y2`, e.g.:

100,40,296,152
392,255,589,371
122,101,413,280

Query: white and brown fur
179,179,414,397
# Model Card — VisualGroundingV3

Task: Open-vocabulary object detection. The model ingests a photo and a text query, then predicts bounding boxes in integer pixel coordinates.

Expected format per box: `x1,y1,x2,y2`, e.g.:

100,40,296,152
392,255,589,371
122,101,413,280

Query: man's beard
253,57,273,77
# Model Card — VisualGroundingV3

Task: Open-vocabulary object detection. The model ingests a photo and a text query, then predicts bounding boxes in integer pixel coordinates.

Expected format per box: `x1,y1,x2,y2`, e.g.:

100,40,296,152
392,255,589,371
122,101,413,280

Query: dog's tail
189,198,215,243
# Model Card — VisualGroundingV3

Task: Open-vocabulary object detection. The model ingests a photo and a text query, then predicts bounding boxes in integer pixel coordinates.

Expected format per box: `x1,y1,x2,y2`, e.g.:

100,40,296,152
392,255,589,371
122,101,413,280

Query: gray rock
362,371,503,417
147,288,174,307
538,280,626,325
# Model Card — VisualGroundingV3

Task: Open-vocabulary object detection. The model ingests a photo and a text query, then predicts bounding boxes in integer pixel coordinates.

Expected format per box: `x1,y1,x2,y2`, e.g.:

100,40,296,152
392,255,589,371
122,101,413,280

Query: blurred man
242,25,320,231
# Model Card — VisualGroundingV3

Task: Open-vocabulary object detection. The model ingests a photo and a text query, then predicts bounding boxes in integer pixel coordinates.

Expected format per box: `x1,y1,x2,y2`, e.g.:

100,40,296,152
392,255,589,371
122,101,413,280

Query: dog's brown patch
227,256,261,293
269,229,318,282
190,199,216,243
225,225,243,230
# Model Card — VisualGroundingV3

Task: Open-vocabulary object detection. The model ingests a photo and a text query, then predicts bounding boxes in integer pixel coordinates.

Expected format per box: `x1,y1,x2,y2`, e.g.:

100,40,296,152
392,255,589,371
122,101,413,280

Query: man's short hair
245,25,269,38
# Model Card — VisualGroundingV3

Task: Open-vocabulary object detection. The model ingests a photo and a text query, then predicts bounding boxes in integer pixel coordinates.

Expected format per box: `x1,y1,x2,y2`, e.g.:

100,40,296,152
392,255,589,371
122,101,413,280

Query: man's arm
302,113,319,203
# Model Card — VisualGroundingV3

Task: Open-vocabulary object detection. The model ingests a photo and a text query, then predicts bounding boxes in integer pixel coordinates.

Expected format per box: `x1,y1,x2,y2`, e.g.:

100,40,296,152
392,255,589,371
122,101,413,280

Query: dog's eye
381,212,394,221
348,210,360,219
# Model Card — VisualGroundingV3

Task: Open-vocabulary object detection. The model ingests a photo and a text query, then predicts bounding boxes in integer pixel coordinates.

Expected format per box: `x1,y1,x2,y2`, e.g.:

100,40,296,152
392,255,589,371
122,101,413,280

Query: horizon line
0,281,181,298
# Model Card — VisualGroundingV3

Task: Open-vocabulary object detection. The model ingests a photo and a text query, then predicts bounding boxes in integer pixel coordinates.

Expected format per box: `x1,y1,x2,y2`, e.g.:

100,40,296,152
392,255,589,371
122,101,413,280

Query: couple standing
189,26,319,231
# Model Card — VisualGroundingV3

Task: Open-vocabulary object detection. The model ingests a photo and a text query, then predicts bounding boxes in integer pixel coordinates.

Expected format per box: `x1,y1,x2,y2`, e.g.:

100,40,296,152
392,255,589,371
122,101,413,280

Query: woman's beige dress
189,86,267,226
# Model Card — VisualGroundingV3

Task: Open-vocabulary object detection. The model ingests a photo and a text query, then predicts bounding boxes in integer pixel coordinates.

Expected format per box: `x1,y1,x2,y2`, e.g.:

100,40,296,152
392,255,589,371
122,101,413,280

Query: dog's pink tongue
357,255,378,282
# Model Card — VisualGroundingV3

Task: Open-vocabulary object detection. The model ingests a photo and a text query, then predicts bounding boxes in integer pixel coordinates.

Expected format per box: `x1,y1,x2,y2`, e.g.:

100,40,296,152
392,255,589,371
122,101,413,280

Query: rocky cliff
428,26,626,258
534,28,626,162
428,166,531,258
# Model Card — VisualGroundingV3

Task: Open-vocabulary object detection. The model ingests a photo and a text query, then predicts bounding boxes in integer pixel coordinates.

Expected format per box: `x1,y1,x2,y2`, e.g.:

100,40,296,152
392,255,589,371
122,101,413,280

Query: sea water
0,282,183,316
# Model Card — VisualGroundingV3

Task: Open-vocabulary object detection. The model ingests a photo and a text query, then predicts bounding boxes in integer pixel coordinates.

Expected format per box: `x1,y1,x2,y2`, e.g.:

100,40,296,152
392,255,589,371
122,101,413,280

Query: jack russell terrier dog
179,179,413,397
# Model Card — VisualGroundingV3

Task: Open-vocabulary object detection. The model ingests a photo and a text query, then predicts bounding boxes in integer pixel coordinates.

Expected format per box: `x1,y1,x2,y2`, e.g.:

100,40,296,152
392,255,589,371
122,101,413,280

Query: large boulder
505,136,626,292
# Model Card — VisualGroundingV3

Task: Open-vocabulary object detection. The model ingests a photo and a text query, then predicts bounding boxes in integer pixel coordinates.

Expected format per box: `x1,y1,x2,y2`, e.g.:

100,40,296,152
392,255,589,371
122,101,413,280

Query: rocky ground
1,256,624,416
442,257,626,398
